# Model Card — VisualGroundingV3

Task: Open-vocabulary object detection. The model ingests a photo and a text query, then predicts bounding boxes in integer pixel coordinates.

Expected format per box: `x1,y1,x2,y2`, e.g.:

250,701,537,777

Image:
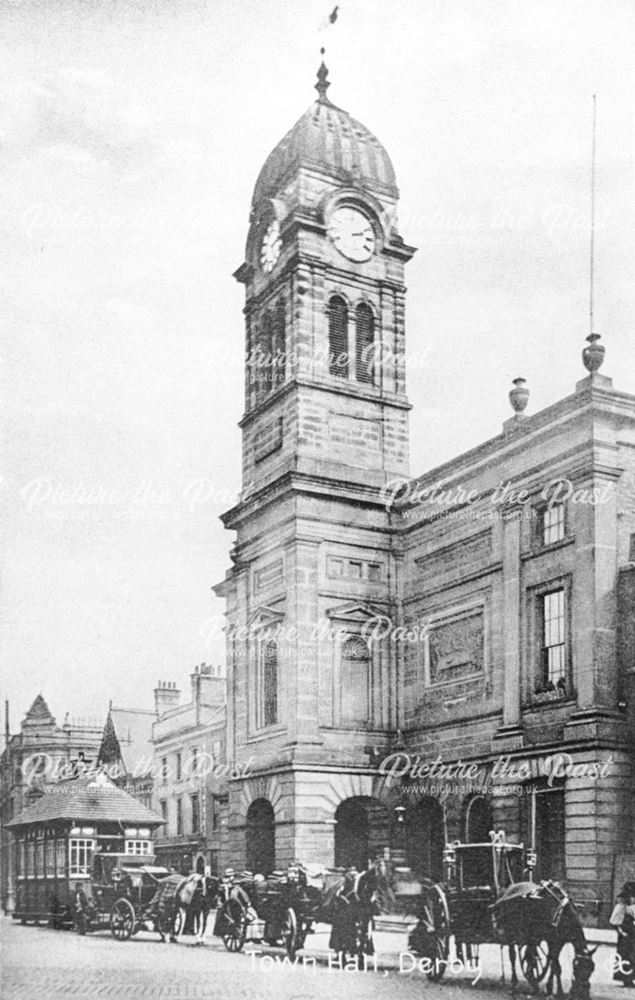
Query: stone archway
406,797,445,880
464,795,492,842
334,796,390,870
246,798,275,874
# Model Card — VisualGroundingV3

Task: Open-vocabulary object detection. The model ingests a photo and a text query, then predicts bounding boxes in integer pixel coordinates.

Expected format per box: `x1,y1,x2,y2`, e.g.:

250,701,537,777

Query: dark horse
326,858,395,966
492,880,596,999
150,873,220,944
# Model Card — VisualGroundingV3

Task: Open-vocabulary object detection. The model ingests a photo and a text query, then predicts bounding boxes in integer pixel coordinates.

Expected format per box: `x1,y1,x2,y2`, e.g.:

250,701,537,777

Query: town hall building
214,57,635,926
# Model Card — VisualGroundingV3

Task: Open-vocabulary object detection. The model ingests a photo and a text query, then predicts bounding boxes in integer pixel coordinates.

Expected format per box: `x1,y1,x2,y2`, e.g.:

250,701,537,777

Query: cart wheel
520,939,550,988
221,897,246,953
419,883,450,981
110,898,135,941
282,907,298,959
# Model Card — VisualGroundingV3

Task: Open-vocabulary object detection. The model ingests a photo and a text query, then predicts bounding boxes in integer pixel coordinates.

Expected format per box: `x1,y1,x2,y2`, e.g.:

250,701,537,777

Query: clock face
328,206,376,262
260,220,281,273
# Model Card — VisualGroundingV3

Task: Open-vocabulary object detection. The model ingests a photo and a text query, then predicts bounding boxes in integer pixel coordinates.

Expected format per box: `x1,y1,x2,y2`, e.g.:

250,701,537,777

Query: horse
149,873,220,944
491,880,596,999
325,858,396,967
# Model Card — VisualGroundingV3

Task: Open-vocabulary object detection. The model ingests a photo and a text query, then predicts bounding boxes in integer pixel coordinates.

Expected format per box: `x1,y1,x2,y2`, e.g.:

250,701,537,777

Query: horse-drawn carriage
214,859,393,964
73,852,172,939
407,831,595,998
214,863,319,958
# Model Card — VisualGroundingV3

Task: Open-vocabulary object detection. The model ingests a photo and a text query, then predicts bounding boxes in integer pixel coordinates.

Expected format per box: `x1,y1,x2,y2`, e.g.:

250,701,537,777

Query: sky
0,0,633,732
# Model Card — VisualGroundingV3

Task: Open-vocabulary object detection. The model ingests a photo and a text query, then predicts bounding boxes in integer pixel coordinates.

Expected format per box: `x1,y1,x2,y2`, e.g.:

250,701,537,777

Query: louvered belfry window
355,302,375,384
328,296,349,378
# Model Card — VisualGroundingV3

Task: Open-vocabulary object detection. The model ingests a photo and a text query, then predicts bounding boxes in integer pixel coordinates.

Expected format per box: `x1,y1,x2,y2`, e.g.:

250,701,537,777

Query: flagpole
589,94,596,335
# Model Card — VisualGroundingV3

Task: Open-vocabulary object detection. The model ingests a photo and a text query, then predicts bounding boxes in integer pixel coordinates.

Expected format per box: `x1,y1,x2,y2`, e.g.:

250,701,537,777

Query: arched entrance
464,795,492,842
195,855,205,875
246,799,275,874
334,796,391,870
462,795,493,885
335,798,369,870
406,797,445,880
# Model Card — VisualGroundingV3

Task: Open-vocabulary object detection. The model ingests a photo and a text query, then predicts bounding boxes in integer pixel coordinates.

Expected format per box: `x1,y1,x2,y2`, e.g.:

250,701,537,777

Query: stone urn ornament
582,332,605,373
509,377,530,414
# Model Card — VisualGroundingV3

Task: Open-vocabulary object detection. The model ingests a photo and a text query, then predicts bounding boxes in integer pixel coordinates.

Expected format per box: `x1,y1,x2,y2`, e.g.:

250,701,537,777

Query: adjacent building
214,57,635,924
151,665,227,874
0,695,102,913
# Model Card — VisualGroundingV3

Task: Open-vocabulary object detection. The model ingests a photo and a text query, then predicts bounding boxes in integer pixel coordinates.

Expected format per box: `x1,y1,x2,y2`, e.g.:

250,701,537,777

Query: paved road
0,916,624,1000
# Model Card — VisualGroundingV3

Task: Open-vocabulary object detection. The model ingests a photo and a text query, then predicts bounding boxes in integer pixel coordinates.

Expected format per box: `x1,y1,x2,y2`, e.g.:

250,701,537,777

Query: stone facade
150,665,227,875
214,63,635,925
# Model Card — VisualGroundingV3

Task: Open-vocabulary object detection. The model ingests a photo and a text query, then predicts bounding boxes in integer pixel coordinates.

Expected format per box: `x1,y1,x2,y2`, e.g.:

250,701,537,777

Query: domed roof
251,61,398,207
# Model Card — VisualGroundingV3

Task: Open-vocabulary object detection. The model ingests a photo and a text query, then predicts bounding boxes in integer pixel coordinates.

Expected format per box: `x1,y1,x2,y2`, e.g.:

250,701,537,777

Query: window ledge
523,691,577,710
521,535,575,561
246,724,286,743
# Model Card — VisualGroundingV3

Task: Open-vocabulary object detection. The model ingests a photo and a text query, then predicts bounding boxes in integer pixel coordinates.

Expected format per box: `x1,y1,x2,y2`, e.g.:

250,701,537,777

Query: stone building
213,56,635,924
151,665,227,874
0,695,102,913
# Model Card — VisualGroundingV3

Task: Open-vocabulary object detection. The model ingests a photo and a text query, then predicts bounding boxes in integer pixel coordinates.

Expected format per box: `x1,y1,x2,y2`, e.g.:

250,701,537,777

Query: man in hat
611,882,635,987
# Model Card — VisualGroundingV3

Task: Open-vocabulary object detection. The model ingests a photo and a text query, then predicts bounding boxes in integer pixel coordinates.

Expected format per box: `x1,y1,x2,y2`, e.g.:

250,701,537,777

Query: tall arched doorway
464,795,492,843
462,795,493,884
406,797,445,880
334,798,373,870
246,799,275,874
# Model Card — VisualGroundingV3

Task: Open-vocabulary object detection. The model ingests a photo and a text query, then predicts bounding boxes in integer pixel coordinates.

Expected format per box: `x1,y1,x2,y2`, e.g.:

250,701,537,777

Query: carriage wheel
110,898,135,941
221,897,246,953
420,884,451,981
282,908,298,959
520,939,550,987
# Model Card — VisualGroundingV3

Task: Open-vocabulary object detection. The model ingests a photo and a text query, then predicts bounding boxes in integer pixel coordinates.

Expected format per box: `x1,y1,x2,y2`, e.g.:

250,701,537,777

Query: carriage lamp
443,844,456,867
526,849,537,871
394,805,406,823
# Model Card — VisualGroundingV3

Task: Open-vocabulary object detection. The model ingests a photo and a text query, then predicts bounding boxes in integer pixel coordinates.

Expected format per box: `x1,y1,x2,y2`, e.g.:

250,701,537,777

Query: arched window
246,798,275,874
340,635,370,726
257,639,278,729
328,295,349,378
272,300,286,388
355,302,375,385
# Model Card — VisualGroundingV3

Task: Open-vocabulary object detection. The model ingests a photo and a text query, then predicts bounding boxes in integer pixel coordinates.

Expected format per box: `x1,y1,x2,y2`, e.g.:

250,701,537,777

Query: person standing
611,882,635,987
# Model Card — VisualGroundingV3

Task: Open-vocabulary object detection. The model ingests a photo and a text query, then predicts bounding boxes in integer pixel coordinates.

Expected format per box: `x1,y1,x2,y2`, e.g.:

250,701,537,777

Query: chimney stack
154,681,181,717
191,663,226,710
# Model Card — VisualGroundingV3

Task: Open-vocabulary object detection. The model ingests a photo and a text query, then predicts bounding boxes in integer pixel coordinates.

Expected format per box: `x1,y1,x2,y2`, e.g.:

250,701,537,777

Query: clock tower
216,57,416,869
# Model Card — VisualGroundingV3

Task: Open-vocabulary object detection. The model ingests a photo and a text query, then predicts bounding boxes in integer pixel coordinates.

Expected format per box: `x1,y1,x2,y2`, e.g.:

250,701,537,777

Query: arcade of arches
240,792,494,875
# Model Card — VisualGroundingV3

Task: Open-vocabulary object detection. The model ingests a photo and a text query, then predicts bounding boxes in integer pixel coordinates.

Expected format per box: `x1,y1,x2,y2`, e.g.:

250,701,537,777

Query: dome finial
315,48,331,103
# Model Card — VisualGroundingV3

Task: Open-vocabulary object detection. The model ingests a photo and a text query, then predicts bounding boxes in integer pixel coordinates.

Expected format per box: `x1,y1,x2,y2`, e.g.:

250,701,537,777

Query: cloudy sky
1,0,633,731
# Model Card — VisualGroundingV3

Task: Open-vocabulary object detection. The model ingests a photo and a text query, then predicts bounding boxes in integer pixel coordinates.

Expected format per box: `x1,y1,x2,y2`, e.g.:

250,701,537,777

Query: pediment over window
326,601,385,624
246,605,285,631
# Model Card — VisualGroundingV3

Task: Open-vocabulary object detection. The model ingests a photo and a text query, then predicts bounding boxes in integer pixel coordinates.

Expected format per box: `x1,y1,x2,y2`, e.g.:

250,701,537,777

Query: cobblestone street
1,916,624,1000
